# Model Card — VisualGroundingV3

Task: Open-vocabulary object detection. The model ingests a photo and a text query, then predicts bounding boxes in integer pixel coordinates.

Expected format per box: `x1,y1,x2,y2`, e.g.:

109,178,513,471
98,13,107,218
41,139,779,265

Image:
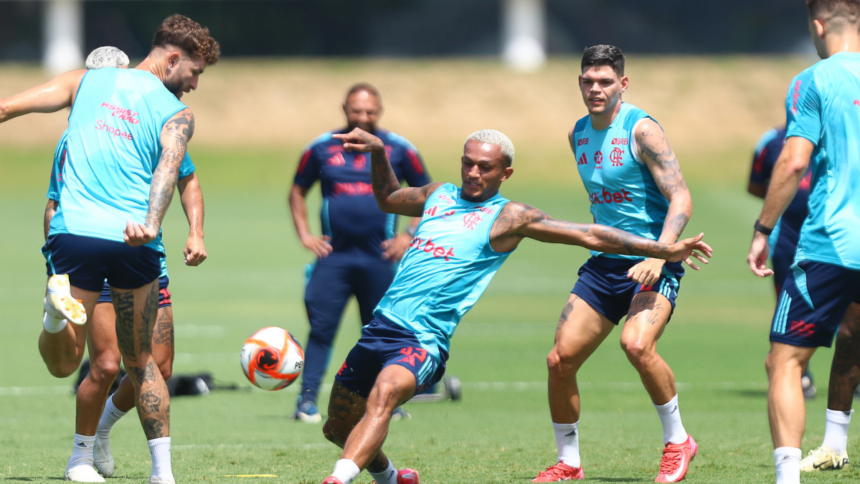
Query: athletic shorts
572,256,684,325
97,276,172,308
770,260,860,348
334,316,448,399
42,234,161,292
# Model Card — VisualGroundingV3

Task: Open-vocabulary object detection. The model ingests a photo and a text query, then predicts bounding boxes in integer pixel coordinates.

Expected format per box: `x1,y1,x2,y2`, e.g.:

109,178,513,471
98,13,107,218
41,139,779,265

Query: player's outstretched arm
747,136,813,277
491,202,712,263
125,108,194,246
333,128,442,217
177,173,207,266
0,70,85,124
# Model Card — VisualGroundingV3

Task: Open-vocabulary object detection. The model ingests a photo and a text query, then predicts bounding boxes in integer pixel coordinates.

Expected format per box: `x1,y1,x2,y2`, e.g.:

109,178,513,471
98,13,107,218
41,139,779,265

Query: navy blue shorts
572,256,684,325
334,317,448,400
770,260,860,348
42,234,161,292
97,276,171,308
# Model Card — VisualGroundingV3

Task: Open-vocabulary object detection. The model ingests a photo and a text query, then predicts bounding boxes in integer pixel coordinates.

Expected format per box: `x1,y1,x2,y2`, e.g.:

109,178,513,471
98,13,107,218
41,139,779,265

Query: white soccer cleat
148,477,176,484
45,274,87,325
93,437,114,478
800,445,849,472
64,465,105,482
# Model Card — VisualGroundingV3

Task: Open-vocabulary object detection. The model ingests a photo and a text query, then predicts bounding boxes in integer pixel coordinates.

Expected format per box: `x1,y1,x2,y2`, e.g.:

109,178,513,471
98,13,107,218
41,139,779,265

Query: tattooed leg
323,383,393,473
620,291,676,405
547,293,615,423
38,283,99,378
111,281,170,439
112,305,175,413
828,303,860,412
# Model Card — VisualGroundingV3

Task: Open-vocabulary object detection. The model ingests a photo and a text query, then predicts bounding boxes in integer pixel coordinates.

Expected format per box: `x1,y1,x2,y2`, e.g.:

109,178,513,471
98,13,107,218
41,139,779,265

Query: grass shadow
728,389,768,398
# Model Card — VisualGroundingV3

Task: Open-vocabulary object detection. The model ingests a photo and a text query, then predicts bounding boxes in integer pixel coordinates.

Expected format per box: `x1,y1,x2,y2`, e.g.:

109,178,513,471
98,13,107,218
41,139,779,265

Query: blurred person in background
747,1,860,483
288,84,430,423
534,45,699,483
0,14,219,484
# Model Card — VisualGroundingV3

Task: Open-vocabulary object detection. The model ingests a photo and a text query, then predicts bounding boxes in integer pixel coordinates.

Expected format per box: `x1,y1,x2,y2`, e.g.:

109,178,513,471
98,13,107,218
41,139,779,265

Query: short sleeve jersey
48,68,187,251
569,103,669,259
785,53,860,270
748,127,812,248
293,128,430,257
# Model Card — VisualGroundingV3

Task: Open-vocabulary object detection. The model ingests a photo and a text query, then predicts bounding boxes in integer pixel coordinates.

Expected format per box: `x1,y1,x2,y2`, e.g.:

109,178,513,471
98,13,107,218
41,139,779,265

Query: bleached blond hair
465,129,515,166
85,46,129,69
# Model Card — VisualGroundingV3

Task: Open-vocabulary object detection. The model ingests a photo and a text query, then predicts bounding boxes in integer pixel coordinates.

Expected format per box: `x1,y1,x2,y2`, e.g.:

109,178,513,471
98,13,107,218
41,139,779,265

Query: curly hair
152,14,220,66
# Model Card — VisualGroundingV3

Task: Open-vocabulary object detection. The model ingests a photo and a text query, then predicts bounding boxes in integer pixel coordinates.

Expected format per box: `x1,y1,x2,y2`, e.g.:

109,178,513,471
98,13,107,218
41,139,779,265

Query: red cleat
655,434,698,483
373,468,420,484
531,462,584,482
321,477,344,484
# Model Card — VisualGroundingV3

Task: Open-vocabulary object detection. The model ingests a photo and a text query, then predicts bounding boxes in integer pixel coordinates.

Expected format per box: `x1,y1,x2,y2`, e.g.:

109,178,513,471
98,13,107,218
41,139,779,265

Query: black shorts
42,234,161,292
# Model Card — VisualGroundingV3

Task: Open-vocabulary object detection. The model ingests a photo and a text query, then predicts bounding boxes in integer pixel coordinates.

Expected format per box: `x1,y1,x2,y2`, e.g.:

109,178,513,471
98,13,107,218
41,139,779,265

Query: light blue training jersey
48,67,186,251
47,129,196,277
374,183,514,358
569,103,669,259
786,53,860,271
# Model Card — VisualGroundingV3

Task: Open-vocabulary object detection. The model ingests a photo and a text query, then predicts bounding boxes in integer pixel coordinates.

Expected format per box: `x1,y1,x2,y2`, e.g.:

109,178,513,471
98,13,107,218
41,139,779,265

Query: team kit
1,1,859,483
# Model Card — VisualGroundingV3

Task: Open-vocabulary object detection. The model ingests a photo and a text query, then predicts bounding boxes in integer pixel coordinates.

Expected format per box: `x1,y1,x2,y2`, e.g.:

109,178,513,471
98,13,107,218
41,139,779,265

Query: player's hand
184,235,207,266
627,258,664,286
302,235,332,259
124,221,158,247
665,233,712,266
747,230,773,277
381,232,411,262
332,128,385,153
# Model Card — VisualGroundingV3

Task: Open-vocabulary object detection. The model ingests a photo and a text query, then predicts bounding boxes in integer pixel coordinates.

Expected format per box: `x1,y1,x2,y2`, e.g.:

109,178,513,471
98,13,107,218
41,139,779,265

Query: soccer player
289,84,429,423
747,2,860,483
316,127,712,484
533,45,697,483
0,14,219,484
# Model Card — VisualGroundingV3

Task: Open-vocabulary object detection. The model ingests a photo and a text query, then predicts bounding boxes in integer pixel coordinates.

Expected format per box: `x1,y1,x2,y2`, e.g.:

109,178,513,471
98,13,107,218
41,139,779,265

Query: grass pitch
1,75,857,481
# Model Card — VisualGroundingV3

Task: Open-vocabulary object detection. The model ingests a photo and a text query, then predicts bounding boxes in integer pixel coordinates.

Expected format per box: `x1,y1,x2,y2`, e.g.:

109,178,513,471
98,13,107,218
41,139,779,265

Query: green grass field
0,139,856,484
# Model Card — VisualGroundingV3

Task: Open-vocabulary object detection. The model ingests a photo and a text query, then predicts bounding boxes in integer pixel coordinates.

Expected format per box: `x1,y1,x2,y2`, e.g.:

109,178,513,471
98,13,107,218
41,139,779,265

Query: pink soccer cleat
531,462,584,482
321,477,343,484
655,434,698,483
373,468,420,484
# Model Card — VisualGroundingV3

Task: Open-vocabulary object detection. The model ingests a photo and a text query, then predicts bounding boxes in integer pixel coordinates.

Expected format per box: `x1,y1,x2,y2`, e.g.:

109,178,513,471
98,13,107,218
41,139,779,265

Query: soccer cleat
390,406,412,421
531,462,584,482
64,465,105,482
93,436,114,477
291,398,323,423
373,468,420,484
799,445,849,472
148,477,175,484
801,372,817,400
321,478,344,484
655,434,698,483
46,274,87,325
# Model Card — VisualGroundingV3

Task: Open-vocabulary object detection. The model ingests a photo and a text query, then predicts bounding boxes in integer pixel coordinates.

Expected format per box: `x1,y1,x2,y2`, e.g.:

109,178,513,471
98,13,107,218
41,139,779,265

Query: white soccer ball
240,327,304,391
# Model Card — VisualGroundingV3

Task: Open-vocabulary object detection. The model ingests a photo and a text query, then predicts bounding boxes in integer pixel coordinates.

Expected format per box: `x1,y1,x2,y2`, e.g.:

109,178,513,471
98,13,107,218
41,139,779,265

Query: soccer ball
240,327,305,391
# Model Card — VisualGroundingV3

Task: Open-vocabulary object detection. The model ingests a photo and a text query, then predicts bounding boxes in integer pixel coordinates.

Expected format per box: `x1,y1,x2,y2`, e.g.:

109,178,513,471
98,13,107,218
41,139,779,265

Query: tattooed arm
124,108,194,246
332,128,443,217
489,202,712,263
177,173,207,266
0,70,85,123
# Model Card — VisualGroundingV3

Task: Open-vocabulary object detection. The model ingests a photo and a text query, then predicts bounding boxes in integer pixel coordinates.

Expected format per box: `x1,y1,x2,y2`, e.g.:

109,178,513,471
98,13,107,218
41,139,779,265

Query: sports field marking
223,475,278,478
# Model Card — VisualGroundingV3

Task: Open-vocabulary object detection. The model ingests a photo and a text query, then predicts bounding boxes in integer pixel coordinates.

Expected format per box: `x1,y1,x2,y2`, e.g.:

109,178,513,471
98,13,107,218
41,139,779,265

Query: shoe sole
46,294,87,325
292,412,322,423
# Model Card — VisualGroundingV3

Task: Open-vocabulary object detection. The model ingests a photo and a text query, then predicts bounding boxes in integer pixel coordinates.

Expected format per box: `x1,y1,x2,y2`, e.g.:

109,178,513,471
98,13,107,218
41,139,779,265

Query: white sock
774,447,801,484
97,395,127,439
553,421,581,468
822,408,853,454
66,433,95,470
331,459,361,484
43,312,67,334
148,437,173,480
654,394,688,445
368,458,397,484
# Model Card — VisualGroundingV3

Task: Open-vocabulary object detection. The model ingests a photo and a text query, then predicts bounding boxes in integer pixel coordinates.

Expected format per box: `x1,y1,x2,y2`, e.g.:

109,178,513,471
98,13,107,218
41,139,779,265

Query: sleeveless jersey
49,68,186,250
374,183,513,357
569,103,669,259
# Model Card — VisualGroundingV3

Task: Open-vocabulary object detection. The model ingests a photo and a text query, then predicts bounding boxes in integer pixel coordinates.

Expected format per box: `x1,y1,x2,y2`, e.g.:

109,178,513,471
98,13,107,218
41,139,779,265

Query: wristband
406,225,417,238
754,220,773,236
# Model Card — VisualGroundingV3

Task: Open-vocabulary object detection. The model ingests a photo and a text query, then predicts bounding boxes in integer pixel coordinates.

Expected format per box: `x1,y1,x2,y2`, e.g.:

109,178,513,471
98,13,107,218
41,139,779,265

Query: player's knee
46,360,77,379
620,338,652,366
837,322,860,344
157,361,173,381
368,381,402,414
89,357,121,385
547,347,575,377
322,418,346,447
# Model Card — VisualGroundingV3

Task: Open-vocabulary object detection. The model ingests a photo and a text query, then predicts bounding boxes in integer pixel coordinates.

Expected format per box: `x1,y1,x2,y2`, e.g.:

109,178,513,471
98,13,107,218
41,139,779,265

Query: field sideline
1,58,857,483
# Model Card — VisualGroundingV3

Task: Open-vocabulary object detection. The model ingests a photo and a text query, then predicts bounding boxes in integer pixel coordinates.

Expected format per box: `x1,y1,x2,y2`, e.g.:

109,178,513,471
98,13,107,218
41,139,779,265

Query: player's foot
390,406,412,421
801,372,817,400
321,477,344,484
655,434,698,483
799,445,849,472
46,274,87,325
531,462,584,482
64,465,105,482
93,436,114,477
373,468,420,484
291,398,322,423
148,477,176,484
